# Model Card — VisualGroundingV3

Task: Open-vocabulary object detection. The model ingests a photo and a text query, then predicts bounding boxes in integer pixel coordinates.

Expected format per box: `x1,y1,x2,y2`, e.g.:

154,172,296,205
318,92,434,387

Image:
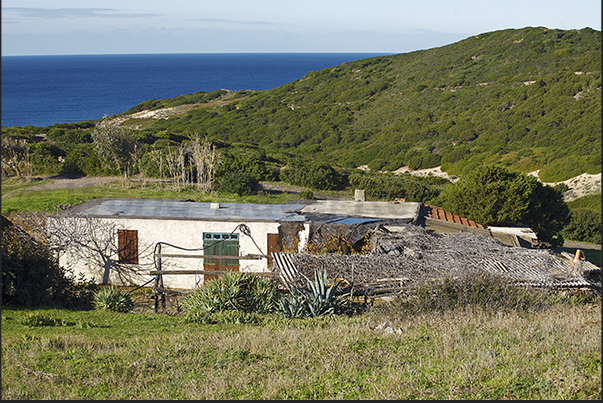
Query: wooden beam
158,253,264,260
149,269,278,277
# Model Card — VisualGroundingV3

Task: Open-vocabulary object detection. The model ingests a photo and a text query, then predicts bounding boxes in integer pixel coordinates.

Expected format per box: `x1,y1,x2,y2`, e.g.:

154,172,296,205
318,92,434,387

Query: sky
2,0,601,56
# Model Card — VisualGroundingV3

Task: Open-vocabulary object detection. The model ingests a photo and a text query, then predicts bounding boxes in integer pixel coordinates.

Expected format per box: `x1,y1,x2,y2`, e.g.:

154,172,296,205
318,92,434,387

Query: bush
562,208,602,244
93,287,134,313
384,272,571,318
299,190,314,200
276,267,349,318
182,272,281,324
1,216,96,309
348,172,442,202
215,171,260,196
19,313,66,327
440,165,569,247
367,158,387,171
60,143,103,176
280,160,346,191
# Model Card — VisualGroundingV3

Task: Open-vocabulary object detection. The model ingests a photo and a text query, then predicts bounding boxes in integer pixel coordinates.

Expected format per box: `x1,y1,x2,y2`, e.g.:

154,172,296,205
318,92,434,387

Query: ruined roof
272,225,596,294
422,204,484,228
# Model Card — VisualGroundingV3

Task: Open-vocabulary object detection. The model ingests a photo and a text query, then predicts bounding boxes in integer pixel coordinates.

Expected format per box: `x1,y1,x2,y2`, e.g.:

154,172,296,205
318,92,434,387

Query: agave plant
306,267,344,317
276,289,310,318
277,267,345,318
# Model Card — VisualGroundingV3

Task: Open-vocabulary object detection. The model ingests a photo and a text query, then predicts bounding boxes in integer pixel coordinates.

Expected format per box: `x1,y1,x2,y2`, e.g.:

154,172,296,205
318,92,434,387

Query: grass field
2,175,601,399
0,176,314,215
1,298,600,400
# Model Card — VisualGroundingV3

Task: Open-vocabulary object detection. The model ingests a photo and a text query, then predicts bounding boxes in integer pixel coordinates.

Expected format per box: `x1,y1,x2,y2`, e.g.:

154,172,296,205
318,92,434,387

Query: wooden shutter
267,233,280,267
118,229,138,264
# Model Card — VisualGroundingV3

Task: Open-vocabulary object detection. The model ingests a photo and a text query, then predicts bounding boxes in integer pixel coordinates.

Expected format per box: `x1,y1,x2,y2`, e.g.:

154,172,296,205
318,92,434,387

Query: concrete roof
64,198,422,224
296,200,421,222
67,198,307,222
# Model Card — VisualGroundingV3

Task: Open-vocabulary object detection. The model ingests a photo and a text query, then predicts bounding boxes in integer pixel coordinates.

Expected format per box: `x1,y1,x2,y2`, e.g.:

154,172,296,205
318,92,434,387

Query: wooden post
153,243,164,313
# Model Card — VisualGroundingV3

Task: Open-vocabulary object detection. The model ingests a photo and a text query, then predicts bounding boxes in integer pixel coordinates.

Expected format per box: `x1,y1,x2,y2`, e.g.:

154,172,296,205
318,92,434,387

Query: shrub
562,208,602,244
93,287,134,313
182,272,281,324
19,313,66,327
276,267,348,318
299,190,314,200
215,171,260,196
280,160,346,191
367,158,387,171
440,165,569,247
1,216,95,309
60,143,103,176
348,172,442,202
382,272,571,318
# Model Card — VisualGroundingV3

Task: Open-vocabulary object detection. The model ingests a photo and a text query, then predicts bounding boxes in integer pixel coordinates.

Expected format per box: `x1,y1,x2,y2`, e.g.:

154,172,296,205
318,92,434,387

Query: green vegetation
0,177,304,215
2,27,600,188
567,193,601,212
92,287,135,313
348,170,446,202
562,194,602,244
1,216,96,309
1,27,600,244
277,267,349,318
562,208,602,244
436,165,569,247
182,272,281,324
1,274,600,399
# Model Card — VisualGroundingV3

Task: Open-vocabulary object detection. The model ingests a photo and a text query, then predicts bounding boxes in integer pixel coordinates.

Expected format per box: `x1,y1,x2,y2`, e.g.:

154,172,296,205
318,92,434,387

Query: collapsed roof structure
272,224,600,298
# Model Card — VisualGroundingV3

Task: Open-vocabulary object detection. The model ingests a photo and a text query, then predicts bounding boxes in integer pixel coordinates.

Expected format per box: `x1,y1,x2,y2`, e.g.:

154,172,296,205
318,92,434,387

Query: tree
440,165,569,248
12,207,153,286
91,117,138,179
1,136,31,177
561,208,601,244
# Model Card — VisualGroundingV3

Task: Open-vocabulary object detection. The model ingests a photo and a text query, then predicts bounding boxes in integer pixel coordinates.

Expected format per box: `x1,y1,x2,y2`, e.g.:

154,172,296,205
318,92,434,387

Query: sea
1,53,390,128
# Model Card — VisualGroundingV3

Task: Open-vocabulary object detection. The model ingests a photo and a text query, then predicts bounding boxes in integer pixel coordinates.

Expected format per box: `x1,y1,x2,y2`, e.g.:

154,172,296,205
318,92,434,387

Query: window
118,229,138,264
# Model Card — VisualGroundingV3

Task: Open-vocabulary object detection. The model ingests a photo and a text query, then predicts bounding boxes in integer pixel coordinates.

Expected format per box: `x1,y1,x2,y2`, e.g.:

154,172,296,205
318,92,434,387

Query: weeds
19,313,66,327
1,300,600,400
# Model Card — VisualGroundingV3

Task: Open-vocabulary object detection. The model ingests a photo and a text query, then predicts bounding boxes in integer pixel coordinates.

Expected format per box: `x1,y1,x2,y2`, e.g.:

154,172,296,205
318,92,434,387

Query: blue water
1,53,389,128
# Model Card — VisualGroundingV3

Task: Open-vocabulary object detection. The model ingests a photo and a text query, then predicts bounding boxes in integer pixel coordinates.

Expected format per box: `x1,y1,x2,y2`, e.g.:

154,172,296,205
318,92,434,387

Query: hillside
115,26,600,182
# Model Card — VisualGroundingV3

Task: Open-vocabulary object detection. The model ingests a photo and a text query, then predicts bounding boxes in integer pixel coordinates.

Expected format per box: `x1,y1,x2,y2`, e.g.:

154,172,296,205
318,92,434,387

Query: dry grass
1,298,600,400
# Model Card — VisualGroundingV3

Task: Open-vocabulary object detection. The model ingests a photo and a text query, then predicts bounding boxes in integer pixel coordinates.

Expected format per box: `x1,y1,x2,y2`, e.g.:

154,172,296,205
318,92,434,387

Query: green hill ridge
115,26,600,183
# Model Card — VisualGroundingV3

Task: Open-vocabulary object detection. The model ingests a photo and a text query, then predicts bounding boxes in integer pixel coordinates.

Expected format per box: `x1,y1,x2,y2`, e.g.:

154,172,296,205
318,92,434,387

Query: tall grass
1,288,600,399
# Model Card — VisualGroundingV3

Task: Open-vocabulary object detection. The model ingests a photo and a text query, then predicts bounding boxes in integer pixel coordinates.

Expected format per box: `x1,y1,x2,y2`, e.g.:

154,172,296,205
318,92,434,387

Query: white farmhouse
55,197,421,290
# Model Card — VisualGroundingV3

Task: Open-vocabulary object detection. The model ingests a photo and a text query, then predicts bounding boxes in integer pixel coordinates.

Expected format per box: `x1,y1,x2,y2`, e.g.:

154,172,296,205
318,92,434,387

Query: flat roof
64,198,422,223
298,200,421,221
67,198,307,222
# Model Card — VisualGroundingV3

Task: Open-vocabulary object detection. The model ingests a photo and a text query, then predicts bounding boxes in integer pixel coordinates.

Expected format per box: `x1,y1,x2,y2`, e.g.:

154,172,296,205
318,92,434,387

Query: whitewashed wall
60,217,308,289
